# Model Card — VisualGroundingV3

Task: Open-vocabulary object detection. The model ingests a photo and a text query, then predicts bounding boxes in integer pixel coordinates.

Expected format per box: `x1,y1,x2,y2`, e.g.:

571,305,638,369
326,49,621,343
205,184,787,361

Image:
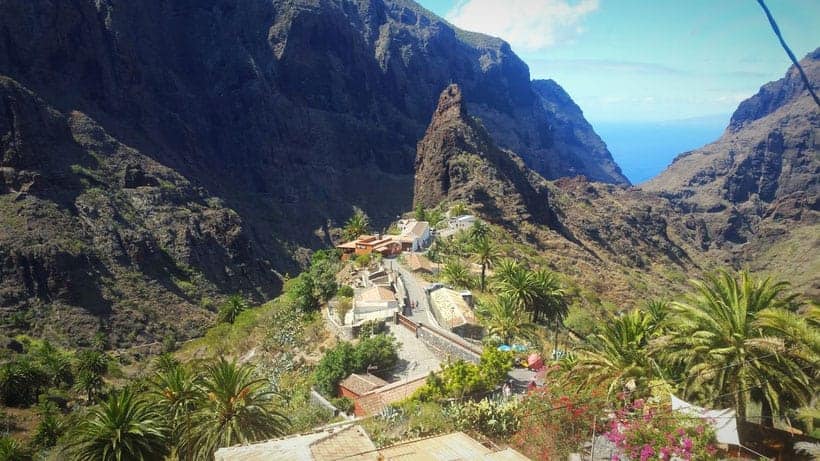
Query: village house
451,214,477,230
341,374,429,417
395,219,432,251
335,234,402,260
338,373,389,402
344,285,399,325
405,252,437,274
427,286,482,339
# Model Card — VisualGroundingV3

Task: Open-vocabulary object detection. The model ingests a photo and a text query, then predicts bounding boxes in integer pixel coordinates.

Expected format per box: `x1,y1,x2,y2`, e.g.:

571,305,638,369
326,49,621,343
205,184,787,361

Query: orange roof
355,375,428,416
357,286,396,303
407,253,435,272
339,373,389,396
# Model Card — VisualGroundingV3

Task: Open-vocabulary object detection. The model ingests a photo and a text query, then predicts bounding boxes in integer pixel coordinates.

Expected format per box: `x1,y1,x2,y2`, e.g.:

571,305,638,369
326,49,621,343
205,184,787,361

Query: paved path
386,258,437,327
386,322,441,380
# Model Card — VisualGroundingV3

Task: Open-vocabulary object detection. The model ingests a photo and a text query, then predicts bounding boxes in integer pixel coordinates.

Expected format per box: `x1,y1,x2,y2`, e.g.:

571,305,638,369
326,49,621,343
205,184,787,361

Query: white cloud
446,0,599,51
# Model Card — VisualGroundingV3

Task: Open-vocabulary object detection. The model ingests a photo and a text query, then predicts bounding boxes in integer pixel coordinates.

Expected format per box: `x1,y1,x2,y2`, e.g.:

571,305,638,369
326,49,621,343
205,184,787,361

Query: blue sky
417,0,820,123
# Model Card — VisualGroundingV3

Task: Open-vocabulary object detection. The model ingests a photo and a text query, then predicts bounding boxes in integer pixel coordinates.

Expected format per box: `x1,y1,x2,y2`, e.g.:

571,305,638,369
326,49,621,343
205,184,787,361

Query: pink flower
639,444,655,461
682,437,693,452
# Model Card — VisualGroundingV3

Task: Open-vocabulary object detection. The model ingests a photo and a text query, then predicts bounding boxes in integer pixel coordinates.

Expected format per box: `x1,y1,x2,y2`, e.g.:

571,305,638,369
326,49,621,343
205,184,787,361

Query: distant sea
594,115,728,185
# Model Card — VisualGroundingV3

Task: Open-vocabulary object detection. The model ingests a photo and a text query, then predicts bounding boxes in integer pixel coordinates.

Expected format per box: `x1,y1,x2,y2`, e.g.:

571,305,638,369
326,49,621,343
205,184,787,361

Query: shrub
331,397,354,414
357,319,385,339
447,398,520,437
337,285,354,298
354,253,372,268
510,385,607,460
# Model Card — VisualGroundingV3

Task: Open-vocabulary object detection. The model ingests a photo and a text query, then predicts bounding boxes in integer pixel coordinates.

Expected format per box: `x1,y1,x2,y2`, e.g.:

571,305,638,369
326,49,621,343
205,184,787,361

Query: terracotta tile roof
310,425,378,461
407,253,435,272
355,374,428,416
378,432,531,460
214,424,376,461
357,286,396,303
339,373,389,396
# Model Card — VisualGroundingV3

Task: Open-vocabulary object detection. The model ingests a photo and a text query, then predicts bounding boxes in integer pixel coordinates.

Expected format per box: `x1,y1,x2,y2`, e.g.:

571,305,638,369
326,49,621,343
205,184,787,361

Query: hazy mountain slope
644,48,819,296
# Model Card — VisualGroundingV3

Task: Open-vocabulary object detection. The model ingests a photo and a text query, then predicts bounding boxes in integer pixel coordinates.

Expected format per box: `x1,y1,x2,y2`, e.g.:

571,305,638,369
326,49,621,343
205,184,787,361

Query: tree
218,294,249,324
352,334,399,374
149,364,201,457
469,220,490,242
313,342,357,396
440,259,474,289
33,340,74,388
414,203,427,222
657,270,816,423
287,273,320,312
570,309,659,398
184,358,288,459
309,256,339,302
493,263,537,313
343,208,369,241
0,357,48,407
65,388,170,461
478,296,538,345
531,269,567,326
32,400,63,449
471,237,500,292
75,350,108,404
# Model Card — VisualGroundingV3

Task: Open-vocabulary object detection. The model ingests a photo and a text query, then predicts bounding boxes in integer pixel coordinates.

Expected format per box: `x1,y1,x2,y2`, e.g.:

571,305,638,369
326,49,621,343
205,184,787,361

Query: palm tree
150,364,201,459
657,270,816,423
570,309,660,398
440,259,474,289
342,208,369,241
65,388,170,461
493,258,522,284
471,236,500,292
469,220,490,242
0,437,30,461
494,263,538,313
218,294,249,324
478,295,538,345
184,358,288,460
531,269,567,325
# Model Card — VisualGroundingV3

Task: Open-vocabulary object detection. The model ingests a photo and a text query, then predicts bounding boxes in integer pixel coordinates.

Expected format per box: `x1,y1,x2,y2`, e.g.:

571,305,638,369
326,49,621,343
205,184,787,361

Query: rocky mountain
414,85,702,305
414,84,559,228
644,48,819,296
0,0,626,346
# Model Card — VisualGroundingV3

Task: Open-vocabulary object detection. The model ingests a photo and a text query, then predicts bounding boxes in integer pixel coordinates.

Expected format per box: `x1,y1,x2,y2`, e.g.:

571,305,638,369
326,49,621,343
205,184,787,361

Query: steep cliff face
0,76,281,346
414,84,559,227
414,85,700,305
644,48,819,295
0,0,626,345
532,79,627,185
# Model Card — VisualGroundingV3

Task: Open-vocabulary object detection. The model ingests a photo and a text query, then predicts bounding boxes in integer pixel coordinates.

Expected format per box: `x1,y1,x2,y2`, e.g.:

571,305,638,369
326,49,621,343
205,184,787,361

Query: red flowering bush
510,385,608,460
604,399,722,461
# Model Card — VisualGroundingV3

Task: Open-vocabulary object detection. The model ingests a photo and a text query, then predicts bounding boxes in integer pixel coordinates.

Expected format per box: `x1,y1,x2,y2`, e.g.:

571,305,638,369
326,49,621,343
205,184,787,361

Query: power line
756,0,820,108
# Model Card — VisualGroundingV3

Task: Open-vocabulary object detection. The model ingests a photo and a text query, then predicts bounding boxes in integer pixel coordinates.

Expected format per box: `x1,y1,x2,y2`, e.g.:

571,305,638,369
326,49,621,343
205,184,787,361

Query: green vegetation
217,294,249,324
413,348,513,401
313,334,399,396
342,208,370,240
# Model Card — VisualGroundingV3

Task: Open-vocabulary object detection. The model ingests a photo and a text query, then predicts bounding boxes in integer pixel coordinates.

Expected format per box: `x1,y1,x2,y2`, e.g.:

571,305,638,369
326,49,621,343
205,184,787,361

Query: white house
346,286,399,324
395,219,431,251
